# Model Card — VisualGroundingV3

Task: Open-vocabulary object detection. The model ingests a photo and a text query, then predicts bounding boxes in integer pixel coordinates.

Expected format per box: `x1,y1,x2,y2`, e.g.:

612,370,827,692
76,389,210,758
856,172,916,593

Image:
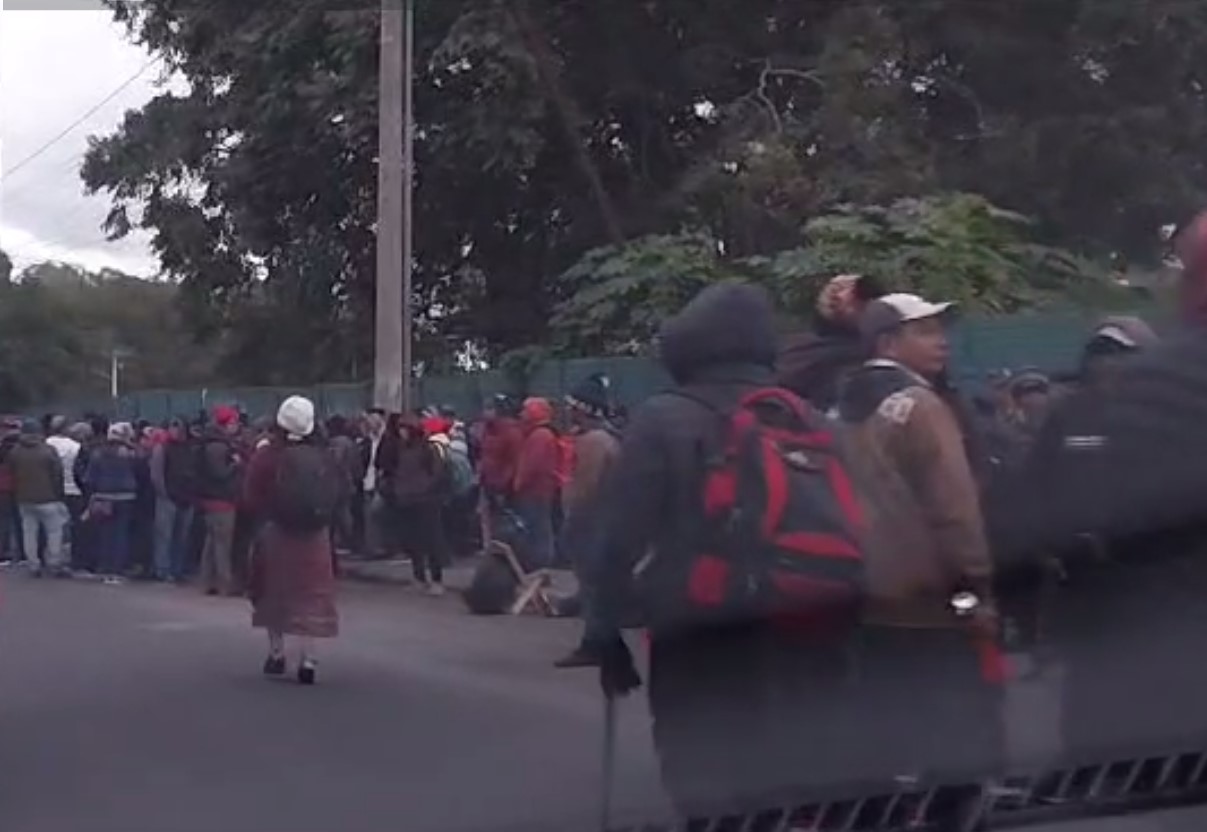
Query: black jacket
588,282,779,636
776,321,865,413
195,429,242,505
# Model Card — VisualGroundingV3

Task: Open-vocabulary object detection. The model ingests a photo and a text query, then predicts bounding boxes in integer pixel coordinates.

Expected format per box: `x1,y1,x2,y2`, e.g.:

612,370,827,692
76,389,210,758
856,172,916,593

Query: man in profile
836,293,1002,785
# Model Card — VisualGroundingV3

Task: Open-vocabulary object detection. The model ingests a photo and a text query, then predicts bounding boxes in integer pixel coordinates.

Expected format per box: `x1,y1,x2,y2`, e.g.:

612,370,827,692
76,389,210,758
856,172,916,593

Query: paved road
1,575,667,832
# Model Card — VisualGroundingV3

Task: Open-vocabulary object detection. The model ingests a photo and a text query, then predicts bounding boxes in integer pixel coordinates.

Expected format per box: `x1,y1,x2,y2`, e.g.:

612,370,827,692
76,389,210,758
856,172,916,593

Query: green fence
24,309,1152,423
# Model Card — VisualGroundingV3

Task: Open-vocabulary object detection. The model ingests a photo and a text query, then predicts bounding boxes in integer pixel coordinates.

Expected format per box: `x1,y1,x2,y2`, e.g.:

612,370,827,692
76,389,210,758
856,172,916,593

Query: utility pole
373,0,410,412
401,0,415,414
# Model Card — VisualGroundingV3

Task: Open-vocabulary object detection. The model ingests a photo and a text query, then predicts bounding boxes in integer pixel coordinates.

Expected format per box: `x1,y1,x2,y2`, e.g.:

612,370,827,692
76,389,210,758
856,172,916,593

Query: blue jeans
19,502,69,571
154,498,194,580
96,502,134,577
514,498,555,570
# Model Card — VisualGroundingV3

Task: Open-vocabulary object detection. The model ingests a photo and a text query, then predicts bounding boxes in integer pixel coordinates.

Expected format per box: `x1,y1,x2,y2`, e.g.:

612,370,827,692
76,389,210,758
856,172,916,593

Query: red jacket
513,399,561,502
479,417,523,494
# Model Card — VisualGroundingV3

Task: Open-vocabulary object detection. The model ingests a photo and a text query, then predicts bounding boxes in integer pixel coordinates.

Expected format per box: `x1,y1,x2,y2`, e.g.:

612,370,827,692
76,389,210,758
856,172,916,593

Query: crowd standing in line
9,220,1207,824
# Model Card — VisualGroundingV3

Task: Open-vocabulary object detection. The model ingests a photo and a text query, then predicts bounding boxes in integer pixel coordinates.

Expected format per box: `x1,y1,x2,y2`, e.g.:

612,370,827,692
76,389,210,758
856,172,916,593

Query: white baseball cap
860,292,957,338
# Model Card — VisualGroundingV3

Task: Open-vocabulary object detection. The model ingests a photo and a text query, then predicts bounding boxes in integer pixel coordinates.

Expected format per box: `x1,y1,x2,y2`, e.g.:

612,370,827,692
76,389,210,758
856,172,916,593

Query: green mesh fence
20,309,1157,422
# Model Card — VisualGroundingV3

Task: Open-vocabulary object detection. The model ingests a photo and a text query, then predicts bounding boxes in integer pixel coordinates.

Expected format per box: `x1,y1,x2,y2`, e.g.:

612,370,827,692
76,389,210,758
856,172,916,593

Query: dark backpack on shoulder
269,444,341,534
678,387,868,636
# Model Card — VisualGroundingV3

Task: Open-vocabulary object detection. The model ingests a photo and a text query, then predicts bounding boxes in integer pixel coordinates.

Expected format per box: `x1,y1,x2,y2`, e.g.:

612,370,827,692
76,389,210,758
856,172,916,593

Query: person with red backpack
512,397,561,570
584,282,869,820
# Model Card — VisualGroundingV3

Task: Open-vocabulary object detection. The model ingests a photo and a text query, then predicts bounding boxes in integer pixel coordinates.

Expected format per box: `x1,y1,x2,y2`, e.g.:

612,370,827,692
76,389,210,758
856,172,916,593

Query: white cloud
0,3,160,276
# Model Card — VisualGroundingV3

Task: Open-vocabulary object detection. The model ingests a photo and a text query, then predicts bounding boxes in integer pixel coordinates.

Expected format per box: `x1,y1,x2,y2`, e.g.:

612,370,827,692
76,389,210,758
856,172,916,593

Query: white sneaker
103,575,126,586
425,583,446,598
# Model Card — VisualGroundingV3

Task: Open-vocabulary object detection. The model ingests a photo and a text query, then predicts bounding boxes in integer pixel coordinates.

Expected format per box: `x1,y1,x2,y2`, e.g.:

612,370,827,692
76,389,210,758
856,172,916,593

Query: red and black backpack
680,387,868,636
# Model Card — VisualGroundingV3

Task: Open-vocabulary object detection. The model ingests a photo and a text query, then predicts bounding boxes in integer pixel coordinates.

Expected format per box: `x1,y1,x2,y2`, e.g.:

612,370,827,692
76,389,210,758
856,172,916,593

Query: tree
81,0,1205,379
549,193,1119,354
0,261,214,410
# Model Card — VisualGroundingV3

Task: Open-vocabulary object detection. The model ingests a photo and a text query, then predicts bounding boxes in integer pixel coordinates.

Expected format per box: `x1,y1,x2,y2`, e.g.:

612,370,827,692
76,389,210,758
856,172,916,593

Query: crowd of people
551,214,1207,824
0,371,626,678
9,215,1207,822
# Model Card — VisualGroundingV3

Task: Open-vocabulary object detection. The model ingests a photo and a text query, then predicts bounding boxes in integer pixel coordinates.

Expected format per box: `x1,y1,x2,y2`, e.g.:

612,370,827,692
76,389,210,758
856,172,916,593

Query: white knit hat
277,396,315,438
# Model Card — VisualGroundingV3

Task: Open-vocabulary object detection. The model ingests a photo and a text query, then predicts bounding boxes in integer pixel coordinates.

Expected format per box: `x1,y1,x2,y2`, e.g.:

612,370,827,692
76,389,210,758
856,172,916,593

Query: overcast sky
1,2,161,276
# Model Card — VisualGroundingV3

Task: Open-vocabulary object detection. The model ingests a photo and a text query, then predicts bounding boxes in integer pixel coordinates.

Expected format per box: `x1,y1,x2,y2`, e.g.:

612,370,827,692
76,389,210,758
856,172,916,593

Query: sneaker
53,568,73,580
297,660,317,686
29,566,43,579
263,655,287,677
103,575,126,586
204,587,219,597
425,583,446,598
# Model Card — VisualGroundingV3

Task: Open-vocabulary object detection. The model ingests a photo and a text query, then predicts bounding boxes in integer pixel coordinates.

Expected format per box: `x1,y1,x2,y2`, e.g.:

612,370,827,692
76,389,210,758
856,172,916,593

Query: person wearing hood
836,292,1002,786
477,394,524,545
85,423,140,585
196,405,244,596
512,397,561,570
8,419,69,577
244,396,339,685
777,273,886,412
583,282,862,818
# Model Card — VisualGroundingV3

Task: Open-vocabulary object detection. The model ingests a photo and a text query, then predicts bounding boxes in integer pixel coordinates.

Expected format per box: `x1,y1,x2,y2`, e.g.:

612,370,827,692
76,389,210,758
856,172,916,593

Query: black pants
395,502,447,584
852,627,1004,784
0,493,15,560
649,625,861,818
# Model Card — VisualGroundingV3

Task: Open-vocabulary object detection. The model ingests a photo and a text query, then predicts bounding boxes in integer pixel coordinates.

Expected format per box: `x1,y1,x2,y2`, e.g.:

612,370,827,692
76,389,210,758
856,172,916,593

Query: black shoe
205,587,219,596
297,662,317,686
262,655,286,677
553,646,601,669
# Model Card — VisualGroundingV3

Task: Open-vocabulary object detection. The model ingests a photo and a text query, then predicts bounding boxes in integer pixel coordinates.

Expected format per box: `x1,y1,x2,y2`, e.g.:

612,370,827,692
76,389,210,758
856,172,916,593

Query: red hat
212,405,239,428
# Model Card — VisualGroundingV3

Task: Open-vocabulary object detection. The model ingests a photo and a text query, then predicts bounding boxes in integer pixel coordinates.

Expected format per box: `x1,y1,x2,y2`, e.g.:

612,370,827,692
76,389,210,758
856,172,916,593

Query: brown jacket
562,425,620,521
838,361,993,628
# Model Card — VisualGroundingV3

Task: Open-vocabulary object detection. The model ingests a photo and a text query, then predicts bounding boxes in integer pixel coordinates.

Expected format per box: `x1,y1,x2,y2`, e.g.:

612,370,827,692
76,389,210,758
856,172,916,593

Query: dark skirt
250,523,339,638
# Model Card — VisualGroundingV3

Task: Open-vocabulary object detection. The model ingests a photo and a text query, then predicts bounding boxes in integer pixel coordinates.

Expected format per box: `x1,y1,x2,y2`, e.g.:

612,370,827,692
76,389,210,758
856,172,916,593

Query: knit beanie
277,396,315,439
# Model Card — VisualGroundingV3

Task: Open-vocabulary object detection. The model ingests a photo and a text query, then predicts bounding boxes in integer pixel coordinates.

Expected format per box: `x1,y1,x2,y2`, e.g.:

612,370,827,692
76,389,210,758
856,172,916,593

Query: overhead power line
1,59,158,186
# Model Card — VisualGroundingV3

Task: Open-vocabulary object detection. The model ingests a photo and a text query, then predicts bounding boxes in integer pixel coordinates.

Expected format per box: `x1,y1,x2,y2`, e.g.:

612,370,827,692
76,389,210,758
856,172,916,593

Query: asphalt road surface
9,572,1207,832
1,575,667,832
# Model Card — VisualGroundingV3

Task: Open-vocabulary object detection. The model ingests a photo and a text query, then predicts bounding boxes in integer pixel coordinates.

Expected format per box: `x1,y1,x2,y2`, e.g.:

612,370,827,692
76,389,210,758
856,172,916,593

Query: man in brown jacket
836,292,1002,786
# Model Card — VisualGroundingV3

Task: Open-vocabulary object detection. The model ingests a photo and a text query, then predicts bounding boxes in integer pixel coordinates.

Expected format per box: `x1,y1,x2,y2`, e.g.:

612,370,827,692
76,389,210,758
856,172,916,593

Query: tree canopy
0,253,212,410
78,0,1203,379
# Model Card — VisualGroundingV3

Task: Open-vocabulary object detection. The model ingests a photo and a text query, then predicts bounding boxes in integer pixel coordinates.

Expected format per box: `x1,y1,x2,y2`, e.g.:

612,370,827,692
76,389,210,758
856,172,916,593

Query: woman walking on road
244,397,340,685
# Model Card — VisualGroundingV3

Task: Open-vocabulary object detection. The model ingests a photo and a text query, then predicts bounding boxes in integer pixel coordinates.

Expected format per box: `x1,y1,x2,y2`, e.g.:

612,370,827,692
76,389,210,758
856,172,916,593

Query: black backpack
269,444,341,534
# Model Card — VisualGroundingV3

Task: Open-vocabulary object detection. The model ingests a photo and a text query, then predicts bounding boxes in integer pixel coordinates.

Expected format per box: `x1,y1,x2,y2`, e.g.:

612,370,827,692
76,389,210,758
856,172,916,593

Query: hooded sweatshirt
589,281,779,635
513,398,561,502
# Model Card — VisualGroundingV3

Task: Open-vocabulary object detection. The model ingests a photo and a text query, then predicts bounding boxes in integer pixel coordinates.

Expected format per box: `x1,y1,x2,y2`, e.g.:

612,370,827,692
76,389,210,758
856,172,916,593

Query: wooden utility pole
401,0,415,414
373,0,411,412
